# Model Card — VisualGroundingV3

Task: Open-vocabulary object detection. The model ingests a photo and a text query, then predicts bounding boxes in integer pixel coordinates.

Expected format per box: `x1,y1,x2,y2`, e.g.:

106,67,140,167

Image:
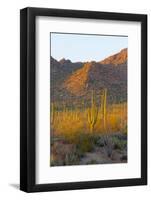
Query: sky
51,33,128,62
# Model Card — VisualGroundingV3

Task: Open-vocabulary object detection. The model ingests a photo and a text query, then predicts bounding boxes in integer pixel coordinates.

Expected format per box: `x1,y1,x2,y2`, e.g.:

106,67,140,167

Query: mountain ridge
100,48,127,65
51,48,127,104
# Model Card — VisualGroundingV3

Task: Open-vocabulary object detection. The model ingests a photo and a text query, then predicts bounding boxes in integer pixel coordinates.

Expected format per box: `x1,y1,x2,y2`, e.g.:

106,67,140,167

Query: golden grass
51,102,127,138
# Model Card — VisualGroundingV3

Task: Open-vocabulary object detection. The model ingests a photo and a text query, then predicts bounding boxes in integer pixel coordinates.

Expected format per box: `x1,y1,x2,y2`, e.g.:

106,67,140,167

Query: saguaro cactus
100,89,107,131
100,93,104,119
103,88,107,130
88,90,98,133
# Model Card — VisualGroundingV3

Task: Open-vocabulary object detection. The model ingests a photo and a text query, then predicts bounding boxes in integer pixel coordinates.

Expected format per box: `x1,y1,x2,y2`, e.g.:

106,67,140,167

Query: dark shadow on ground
9,183,19,190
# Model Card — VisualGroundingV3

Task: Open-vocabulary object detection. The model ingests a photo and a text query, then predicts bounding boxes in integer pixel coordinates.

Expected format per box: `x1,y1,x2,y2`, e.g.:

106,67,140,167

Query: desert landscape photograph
50,33,128,166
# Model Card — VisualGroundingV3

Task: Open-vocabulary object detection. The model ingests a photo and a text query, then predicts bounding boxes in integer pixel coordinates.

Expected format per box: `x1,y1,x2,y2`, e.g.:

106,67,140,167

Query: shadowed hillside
51,48,127,105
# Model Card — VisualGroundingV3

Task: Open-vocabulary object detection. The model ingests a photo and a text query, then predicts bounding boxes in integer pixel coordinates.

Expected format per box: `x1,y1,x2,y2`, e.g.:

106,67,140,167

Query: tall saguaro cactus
100,88,108,131
100,93,104,119
103,88,107,130
87,90,98,133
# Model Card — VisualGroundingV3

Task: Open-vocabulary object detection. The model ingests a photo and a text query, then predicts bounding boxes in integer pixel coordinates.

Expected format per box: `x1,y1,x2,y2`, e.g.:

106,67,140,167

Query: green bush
76,134,94,154
111,136,126,150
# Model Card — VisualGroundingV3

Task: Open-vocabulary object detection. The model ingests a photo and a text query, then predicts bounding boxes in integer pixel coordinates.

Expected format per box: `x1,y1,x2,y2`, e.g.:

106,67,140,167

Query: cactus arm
87,90,98,133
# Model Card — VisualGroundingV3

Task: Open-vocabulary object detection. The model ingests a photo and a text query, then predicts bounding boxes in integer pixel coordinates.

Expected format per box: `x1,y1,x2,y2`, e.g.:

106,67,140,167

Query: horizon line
51,47,128,63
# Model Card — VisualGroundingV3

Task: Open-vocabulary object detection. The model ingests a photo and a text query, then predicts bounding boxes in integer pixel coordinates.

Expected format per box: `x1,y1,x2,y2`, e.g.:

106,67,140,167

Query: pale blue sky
51,33,128,62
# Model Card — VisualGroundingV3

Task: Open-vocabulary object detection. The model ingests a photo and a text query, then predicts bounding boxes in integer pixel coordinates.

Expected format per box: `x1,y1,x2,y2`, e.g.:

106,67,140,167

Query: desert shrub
51,133,98,166
51,150,80,166
111,136,127,150
93,135,105,147
50,140,82,166
64,150,80,165
75,134,94,154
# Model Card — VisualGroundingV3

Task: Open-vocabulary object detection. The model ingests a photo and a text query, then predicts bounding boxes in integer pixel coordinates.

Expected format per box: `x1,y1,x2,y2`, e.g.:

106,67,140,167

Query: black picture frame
20,7,147,192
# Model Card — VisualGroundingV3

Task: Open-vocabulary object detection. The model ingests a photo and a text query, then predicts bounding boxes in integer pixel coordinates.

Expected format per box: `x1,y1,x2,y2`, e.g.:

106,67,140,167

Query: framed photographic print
20,7,147,192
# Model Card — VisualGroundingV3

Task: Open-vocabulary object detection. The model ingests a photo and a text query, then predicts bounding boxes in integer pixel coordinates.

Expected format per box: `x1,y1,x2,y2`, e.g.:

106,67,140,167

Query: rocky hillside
100,48,127,65
51,48,127,105
50,57,83,102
